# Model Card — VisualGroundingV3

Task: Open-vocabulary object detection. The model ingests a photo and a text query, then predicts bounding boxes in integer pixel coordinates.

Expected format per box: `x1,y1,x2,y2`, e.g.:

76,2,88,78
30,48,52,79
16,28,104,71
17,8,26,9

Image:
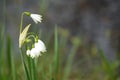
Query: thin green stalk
19,12,30,33
54,25,59,80
0,0,6,79
0,34,5,80
20,12,24,33
62,46,77,80
19,49,30,80
27,56,32,80
41,63,44,80
31,58,36,80
49,64,53,80
7,36,16,80
62,37,80,80
19,12,30,80
27,48,37,80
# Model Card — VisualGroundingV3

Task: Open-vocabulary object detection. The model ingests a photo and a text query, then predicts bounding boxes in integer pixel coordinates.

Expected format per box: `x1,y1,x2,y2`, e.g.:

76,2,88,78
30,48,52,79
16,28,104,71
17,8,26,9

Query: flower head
26,39,46,58
35,40,46,52
30,14,42,24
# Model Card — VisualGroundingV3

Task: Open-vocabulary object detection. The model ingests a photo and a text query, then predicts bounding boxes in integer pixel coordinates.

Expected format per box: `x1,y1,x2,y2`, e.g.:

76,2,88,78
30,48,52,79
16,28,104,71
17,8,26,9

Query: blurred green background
0,0,120,80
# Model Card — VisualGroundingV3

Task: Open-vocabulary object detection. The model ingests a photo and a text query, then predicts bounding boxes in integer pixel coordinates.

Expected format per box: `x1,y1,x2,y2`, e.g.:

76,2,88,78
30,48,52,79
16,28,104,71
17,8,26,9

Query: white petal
35,39,46,52
26,50,31,56
30,14,42,24
30,48,41,58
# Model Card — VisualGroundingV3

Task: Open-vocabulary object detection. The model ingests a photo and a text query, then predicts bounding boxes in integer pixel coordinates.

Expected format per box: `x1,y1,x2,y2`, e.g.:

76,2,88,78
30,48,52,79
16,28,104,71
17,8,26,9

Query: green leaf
20,49,30,80
7,36,16,80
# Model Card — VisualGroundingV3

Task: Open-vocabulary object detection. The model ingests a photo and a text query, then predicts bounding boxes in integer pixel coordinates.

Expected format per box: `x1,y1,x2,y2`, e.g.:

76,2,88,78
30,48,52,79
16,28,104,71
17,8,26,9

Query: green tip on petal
35,36,39,42
32,44,35,48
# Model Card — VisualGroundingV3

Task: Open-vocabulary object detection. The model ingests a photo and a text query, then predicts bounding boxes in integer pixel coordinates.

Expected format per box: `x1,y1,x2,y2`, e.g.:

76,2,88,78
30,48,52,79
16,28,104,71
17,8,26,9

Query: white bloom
30,48,41,58
35,39,46,52
26,39,46,58
30,14,42,24
26,50,31,56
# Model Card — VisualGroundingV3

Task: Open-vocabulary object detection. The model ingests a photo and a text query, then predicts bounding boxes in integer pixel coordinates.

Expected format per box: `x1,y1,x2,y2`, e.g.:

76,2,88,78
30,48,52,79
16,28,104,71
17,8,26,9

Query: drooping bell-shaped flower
26,39,46,58
30,14,42,24
24,12,42,24
30,48,40,58
34,39,46,53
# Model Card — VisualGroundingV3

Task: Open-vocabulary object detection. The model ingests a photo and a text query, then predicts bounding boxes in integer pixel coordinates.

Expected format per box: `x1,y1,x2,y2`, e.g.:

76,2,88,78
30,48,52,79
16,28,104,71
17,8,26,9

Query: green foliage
0,1,120,78
0,24,120,80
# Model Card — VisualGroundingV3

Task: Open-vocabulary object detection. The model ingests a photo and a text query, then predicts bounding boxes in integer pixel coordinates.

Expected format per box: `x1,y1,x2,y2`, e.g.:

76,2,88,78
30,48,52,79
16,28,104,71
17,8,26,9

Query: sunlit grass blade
0,0,6,79
0,26,6,80
62,37,80,80
0,35,5,80
62,46,77,80
7,36,16,80
54,25,59,80
20,49,30,80
99,49,116,80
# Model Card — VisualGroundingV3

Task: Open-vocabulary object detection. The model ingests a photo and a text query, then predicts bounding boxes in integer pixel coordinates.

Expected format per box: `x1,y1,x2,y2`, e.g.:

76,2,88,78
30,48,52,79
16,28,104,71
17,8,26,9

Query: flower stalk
19,11,46,80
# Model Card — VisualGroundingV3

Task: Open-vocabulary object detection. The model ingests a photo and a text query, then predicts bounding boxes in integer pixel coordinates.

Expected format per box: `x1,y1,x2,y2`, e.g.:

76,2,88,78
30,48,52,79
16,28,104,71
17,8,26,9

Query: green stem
19,12,31,34
31,59,36,80
20,12,24,34
19,48,30,80
54,25,59,80
26,35,36,41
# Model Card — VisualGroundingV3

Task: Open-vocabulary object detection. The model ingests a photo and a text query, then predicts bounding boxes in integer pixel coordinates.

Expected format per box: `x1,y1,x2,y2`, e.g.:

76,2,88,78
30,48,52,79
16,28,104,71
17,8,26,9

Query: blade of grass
99,49,116,80
62,46,77,80
0,0,6,79
0,26,6,80
41,62,45,80
7,36,16,80
49,64,53,80
54,25,59,80
0,32,5,80
62,37,80,80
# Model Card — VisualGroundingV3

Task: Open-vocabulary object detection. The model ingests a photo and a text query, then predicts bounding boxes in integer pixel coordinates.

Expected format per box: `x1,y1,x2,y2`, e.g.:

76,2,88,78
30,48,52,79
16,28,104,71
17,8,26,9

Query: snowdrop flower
26,39,46,58
35,39,46,53
19,24,31,48
30,14,42,24
24,12,42,24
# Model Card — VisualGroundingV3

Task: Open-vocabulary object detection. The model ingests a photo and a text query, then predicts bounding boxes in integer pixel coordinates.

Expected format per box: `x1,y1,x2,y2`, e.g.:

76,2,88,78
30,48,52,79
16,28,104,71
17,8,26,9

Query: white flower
30,14,42,24
35,39,46,52
26,39,46,58
30,48,41,58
